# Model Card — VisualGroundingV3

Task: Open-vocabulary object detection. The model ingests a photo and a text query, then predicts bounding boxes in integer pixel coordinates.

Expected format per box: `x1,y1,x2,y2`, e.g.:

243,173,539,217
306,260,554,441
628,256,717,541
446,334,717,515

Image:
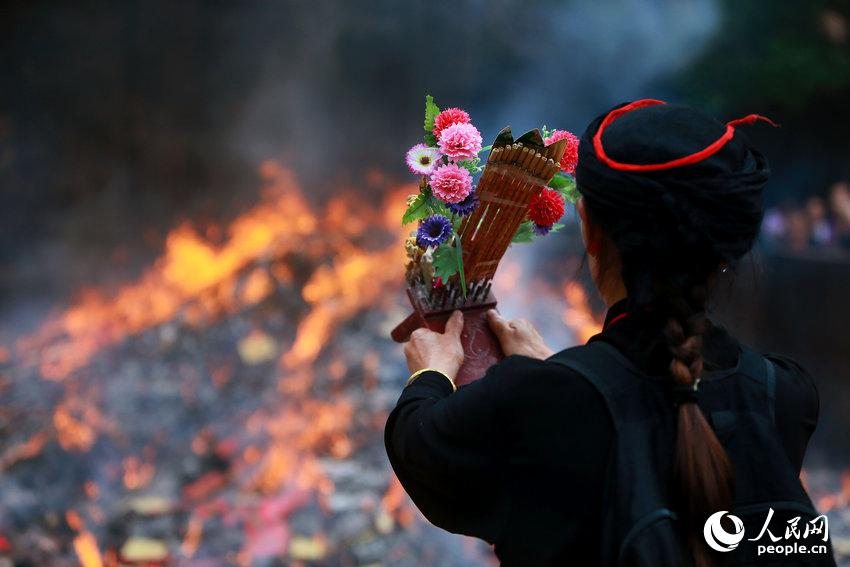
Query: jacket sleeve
383,357,531,541
766,352,820,472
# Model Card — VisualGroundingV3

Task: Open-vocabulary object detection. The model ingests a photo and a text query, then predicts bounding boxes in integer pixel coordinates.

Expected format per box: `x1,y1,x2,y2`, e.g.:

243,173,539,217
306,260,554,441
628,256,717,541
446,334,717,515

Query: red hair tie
592,99,779,172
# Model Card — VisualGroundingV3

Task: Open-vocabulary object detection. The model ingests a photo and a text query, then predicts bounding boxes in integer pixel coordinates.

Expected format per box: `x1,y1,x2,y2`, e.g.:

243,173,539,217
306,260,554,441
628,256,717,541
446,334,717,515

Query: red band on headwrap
592,99,778,172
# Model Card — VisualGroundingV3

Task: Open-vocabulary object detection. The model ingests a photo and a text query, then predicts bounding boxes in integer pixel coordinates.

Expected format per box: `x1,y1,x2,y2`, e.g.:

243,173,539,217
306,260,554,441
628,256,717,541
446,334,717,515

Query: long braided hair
575,101,770,565
657,274,733,565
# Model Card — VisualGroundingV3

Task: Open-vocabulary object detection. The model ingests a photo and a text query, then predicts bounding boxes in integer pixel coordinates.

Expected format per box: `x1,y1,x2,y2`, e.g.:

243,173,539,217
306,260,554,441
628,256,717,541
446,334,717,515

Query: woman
385,101,835,566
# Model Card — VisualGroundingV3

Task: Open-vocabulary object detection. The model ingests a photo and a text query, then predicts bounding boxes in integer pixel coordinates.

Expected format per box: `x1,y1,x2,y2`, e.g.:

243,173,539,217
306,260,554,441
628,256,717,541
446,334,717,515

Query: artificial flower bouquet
392,96,580,386
401,95,579,296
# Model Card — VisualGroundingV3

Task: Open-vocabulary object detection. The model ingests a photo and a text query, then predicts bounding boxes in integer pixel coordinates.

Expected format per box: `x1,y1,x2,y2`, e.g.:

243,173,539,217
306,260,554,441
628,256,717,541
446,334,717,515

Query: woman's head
575,100,770,306
574,100,772,565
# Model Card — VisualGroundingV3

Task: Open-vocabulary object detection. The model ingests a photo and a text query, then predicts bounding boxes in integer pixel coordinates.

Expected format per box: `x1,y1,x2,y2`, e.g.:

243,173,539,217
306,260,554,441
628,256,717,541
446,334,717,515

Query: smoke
0,0,720,330
228,0,719,188
491,0,719,132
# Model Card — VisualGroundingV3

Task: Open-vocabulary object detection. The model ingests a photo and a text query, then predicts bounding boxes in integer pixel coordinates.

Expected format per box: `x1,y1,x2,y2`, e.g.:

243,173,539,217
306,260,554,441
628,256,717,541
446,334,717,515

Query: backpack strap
618,508,679,564
764,357,776,426
553,342,779,429
549,341,685,565
548,340,640,428
548,341,820,566
733,346,778,427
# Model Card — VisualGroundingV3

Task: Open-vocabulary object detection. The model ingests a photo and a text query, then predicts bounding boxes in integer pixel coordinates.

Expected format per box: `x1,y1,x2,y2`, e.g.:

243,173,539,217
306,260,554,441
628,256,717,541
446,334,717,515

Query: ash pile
0,167,496,566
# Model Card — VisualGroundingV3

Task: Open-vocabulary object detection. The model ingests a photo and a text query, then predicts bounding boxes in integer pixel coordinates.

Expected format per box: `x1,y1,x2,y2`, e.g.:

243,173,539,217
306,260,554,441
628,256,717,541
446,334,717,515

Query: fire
381,476,416,528
0,430,48,472
3,158,610,564
562,281,602,343
16,162,321,381
73,531,103,567
123,455,156,491
493,256,602,349
248,396,354,497
67,511,104,567
284,251,403,368
815,470,850,513
240,268,274,305
53,397,102,452
180,514,204,558
14,157,596,391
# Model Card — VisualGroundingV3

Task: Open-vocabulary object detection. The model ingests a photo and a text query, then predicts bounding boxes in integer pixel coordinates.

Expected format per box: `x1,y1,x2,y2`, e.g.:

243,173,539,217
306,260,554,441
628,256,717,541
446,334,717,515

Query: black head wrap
575,100,771,304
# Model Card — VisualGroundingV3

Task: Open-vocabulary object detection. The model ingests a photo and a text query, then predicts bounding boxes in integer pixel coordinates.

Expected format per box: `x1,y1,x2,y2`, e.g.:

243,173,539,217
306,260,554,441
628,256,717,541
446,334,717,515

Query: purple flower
447,190,479,216
532,222,553,236
416,214,453,248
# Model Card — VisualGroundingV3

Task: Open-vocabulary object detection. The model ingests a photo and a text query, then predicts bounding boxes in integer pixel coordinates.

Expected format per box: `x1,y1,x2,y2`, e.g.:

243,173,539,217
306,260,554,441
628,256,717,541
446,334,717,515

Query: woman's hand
403,310,465,379
486,310,555,360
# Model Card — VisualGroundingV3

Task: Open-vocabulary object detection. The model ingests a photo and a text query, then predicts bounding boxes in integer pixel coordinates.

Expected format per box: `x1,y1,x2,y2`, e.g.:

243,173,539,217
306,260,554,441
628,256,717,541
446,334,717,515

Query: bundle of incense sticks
456,127,567,286
392,127,567,386
426,277,493,309
415,128,567,310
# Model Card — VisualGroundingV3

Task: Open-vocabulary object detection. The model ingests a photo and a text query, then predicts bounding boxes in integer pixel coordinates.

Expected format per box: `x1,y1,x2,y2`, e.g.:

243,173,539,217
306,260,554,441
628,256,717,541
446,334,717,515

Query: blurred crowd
761,181,850,254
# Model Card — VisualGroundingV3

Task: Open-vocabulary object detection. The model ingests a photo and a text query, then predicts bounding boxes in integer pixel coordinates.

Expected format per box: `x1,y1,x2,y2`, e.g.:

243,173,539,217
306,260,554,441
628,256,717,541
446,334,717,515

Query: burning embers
17,162,322,382
0,160,606,565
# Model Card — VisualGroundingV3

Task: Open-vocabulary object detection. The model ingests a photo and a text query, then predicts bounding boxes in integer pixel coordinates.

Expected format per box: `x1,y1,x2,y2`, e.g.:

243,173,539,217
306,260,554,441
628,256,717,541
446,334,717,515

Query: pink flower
433,107,471,139
430,163,473,204
405,143,443,175
544,130,580,174
438,122,483,162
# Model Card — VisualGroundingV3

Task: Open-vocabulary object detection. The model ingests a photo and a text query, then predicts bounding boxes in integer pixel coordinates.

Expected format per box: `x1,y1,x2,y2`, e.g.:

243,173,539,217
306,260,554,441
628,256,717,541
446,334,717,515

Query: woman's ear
577,197,601,258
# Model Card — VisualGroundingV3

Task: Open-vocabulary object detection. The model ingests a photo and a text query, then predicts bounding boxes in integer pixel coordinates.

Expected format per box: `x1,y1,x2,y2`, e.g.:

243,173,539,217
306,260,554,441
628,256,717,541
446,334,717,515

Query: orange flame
7,158,610,564
73,531,103,567
53,397,101,452
562,281,602,343
381,476,416,527
0,431,49,472
181,514,204,558
16,163,323,381
67,511,104,567
123,455,156,491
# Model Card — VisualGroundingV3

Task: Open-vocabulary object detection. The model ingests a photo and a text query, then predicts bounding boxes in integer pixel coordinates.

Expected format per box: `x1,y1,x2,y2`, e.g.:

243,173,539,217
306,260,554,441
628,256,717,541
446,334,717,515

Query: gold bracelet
405,368,457,392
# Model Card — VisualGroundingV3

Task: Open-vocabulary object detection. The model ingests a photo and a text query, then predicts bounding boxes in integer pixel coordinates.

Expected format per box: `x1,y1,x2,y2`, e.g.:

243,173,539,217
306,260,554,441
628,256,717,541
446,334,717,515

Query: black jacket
384,300,822,564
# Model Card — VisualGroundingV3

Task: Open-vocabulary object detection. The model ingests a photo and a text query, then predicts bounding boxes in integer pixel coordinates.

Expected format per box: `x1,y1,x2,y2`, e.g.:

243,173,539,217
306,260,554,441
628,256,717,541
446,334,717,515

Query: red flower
528,188,565,226
433,107,471,139
544,130,580,174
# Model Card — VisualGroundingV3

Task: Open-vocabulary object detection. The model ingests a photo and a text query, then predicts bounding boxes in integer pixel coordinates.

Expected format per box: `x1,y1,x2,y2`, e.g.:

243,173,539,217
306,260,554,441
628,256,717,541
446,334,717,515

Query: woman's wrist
406,368,457,392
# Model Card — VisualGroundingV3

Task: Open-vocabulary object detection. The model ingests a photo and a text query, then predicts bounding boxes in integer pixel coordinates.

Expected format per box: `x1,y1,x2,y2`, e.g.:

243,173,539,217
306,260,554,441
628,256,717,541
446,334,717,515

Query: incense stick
451,129,567,300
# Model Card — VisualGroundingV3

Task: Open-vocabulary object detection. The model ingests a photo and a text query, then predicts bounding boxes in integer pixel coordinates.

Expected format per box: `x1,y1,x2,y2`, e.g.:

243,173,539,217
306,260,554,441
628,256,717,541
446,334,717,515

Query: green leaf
402,192,429,225
456,157,481,174
563,184,580,204
477,144,493,154
432,242,459,281
548,172,569,189
549,173,579,204
512,221,536,243
427,195,451,217
455,237,466,297
549,223,565,233
424,132,438,147
424,95,440,133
